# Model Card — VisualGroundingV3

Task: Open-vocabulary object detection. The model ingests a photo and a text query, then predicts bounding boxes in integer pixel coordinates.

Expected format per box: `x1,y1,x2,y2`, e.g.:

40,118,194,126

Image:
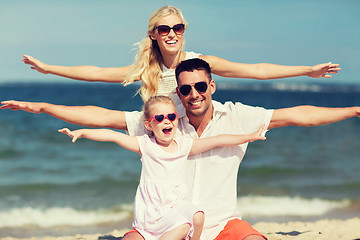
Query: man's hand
1,100,44,114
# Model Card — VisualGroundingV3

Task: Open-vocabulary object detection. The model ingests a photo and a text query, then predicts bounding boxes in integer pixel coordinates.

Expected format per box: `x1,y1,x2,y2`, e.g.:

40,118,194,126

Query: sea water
0,81,359,238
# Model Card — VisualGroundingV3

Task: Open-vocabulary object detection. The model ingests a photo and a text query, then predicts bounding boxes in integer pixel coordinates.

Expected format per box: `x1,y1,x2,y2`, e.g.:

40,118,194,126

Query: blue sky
1,0,359,84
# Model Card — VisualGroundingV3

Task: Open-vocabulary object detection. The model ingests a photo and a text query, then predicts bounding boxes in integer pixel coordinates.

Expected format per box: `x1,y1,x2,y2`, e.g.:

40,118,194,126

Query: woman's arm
189,124,267,155
268,106,360,129
59,128,140,154
0,100,127,130
200,55,340,80
22,55,133,83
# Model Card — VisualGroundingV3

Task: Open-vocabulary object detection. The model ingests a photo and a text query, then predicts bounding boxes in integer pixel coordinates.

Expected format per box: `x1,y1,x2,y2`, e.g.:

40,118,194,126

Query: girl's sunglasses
148,113,178,123
153,24,185,36
178,81,208,96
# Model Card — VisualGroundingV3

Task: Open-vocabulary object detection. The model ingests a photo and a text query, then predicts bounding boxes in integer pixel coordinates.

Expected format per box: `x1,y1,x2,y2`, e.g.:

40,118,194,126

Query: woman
23,6,340,104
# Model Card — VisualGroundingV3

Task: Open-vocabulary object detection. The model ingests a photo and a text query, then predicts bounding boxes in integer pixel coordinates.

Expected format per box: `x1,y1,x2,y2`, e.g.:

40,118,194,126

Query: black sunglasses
148,113,178,123
178,81,208,96
153,24,185,36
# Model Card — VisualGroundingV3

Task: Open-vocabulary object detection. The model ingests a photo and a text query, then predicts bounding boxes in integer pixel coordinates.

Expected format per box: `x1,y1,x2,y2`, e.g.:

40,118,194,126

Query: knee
181,223,191,234
193,212,205,228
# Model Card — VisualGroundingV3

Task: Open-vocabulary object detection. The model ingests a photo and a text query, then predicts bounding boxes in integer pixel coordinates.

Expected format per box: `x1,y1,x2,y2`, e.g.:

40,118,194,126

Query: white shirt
125,101,273,240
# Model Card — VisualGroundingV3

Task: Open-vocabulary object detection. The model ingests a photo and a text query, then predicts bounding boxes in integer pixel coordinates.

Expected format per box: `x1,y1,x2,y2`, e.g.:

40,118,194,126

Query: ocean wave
237,195,350,217
0,204,133,228
0,196,351,228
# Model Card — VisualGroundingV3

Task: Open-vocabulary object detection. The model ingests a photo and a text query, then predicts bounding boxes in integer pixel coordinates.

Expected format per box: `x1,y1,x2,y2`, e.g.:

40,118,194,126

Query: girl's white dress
133,134,201,240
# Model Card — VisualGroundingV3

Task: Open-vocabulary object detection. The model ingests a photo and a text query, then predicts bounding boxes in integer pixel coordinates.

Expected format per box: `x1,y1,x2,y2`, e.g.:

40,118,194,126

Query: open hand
249,124,267,142
22,54,49,74
0,100,44,113
307,62,341,78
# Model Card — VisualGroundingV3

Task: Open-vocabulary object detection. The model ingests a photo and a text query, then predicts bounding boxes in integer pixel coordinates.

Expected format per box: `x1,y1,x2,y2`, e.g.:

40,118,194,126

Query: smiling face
150,14,185,56
144,101,178,147
176,70,216,120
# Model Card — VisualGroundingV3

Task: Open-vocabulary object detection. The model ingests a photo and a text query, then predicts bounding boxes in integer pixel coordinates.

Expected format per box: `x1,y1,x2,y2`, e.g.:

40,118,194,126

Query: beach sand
2,218,360,240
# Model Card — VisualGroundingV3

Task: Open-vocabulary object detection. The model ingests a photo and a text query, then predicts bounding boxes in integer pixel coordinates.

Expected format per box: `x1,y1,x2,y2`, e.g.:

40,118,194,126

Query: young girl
23,6,339,105
58,96,267,240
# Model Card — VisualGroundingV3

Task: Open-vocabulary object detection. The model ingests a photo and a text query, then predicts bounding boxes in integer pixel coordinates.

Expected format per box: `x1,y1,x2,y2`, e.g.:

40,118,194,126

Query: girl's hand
249,124,267,142
58,128,81,143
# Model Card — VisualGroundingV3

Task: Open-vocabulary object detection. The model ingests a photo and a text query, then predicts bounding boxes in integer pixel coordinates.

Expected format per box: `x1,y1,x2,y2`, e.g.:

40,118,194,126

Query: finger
72,136,78,143
259,123,267,132
58,128,66,133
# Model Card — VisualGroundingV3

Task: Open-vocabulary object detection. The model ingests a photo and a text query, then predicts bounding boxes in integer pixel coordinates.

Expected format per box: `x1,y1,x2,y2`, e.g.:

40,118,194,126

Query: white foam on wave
237,195,350,217
0,196,351,228
0,204,133,228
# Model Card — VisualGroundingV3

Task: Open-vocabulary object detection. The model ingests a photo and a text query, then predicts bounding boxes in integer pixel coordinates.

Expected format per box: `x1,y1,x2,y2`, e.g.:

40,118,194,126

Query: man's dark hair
175,58,212,83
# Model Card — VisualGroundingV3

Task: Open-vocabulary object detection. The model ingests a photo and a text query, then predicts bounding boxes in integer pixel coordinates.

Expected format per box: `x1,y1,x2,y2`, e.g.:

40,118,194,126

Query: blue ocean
0,81,359,238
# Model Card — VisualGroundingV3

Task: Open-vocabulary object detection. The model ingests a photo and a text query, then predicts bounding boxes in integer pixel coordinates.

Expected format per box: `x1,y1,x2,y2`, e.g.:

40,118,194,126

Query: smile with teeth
166,40,177,45
190,100,202,107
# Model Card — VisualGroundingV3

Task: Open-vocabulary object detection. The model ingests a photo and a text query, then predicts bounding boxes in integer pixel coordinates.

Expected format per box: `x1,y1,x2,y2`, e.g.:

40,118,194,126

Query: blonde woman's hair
124,6,187,102
143,95,175,120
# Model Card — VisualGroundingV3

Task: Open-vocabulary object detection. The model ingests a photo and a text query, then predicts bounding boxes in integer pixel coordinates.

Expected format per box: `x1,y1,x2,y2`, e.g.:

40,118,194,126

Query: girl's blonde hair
124,6,187,102
143,95,175,120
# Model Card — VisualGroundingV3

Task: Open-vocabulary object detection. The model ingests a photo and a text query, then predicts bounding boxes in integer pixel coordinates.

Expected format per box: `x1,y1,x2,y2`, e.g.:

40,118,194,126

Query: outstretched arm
1,100,127,130
190,124,267,155
201,55,340,80
269,106,360,129
22,55,133,83
58,128,140,154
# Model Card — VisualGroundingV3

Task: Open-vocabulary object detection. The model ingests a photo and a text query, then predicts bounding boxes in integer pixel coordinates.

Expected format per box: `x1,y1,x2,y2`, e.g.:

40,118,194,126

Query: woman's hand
307,62,341,78
22,54,49,74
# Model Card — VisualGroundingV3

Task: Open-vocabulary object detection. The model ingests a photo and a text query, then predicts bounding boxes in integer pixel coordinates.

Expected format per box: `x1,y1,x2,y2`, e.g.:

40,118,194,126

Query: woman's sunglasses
178,81,208,96
148,113,178,123
153,24,185,36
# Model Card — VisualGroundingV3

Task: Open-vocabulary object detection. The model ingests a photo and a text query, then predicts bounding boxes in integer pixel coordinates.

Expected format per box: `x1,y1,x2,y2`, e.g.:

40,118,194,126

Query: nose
189,86,200,98
163,118,172,124
168,28,176,37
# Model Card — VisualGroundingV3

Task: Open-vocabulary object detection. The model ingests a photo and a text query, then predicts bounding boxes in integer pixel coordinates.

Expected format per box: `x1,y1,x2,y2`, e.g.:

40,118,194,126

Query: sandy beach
2,218,359,240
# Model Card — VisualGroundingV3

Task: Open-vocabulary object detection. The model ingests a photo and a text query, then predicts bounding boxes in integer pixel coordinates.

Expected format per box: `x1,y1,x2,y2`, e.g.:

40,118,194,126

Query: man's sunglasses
148,113,178,123
153,24,185,36
178,81,208,96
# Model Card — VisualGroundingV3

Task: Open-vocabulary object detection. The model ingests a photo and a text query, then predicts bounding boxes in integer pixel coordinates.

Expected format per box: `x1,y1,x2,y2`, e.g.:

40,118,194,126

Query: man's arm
268,105,360,129
0,100,127,130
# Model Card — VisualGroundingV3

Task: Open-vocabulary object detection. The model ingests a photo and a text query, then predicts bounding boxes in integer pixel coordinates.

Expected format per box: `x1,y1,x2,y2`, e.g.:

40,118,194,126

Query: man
1,59,359,240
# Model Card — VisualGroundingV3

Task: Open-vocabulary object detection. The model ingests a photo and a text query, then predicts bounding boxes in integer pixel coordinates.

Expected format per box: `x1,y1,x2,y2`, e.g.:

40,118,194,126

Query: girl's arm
22,55,133,83
189,124,267,155
200,55,340,80
58,128,140,154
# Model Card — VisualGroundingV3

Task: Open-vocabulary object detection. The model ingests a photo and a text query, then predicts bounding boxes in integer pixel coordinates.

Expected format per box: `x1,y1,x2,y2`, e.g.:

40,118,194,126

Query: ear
176,87,181,98
209,79,216,95
144,120,153,132
149,33,156,41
